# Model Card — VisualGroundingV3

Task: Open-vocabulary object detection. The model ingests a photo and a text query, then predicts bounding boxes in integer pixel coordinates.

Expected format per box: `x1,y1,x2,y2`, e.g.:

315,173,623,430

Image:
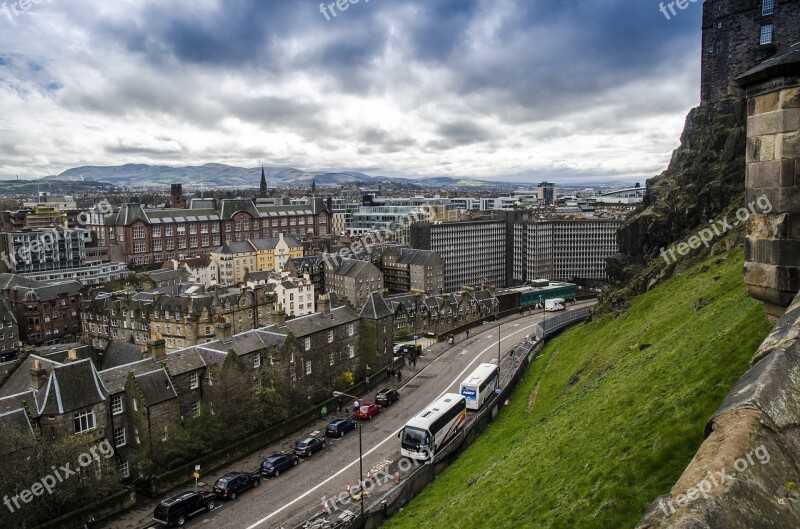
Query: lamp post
539,295,545,336
333,390,365,528
497,320,501,367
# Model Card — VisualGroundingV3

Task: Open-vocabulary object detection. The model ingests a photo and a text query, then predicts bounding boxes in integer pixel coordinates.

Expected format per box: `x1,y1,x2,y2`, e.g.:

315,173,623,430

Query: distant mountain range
33,163,501,188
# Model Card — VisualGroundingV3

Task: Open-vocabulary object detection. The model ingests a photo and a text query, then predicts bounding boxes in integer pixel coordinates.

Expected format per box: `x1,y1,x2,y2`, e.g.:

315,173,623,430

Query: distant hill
0,179,115,196
36,163,498,188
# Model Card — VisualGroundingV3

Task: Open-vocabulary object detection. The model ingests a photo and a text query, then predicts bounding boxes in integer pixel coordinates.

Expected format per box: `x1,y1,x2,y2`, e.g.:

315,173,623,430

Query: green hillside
385,248,771,529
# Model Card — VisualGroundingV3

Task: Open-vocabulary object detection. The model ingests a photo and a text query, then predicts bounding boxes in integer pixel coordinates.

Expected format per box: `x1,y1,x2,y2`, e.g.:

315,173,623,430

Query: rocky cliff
603,99,748,312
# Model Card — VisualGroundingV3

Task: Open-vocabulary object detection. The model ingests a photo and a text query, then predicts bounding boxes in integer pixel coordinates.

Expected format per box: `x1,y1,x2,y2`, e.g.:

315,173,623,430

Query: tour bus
459,363,499,410
399,393,467,461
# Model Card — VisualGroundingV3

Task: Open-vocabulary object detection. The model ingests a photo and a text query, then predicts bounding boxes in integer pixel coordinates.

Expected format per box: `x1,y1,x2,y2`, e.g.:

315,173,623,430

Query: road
142,303,591,529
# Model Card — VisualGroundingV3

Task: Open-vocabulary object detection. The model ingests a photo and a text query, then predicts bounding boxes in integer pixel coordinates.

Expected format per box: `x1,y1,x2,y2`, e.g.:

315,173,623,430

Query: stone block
746,135,775,162
748,109,800,136
744,260,800,293
746,160,792,188
745,238,800,266
747,186,800,214
745,213,788,239
780,132,800,159
781,87,800,110
755,91,780,114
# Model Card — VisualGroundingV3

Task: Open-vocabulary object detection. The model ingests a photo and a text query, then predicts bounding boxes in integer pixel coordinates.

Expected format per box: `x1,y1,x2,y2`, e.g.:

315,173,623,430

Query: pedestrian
397,369,402,382
321,405,327,419
388,368,394,379
83,516,95,529
466,328,470,338
354,399,360,410
337,400,342,415
345,404,350,415
413,358,417,369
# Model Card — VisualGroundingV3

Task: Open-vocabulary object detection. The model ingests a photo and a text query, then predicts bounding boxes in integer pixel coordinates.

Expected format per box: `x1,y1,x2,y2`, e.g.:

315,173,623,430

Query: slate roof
359,292,393,320
0,273,41,290
98,348,206,394
34,343,93,364
738,42,800,85
0,408,34,434
0,355,60,406
102,342,145,370
134,368,177,405
273,306,359,337
138,269,191,284
39,359,108,415
13,280,82,302
0,296,18,327
107,200,325,227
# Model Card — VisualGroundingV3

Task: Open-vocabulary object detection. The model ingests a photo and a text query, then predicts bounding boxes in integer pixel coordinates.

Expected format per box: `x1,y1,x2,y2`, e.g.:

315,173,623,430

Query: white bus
399,393,467,461
459,363,499,410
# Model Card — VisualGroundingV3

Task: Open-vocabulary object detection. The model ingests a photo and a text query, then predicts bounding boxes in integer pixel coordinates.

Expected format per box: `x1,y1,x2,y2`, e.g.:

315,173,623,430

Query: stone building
0,274,83,345
701,0,800,102
81,284,276,352
383,289,499,338
322,254,384,307
211,234,304,286
380,246,445,295
0,296,19,360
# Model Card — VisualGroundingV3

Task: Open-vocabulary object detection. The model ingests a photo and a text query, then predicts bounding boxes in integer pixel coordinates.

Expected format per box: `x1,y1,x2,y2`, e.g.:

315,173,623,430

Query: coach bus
459,363,499,410
399,393,467,461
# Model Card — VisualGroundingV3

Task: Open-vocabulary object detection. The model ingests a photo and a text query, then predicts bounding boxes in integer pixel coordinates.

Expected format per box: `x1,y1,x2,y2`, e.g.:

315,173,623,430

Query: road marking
245,316,553,529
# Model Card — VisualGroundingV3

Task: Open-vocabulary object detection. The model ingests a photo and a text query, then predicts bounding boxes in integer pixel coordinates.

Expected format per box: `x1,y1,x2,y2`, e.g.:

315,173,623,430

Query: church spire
311,178,316,196
259,165,267,198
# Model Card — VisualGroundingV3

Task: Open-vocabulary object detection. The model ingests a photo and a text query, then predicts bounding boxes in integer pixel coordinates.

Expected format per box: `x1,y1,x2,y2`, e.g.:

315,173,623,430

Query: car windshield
297,440,311,448
264,456,281,465
214,478,229,488
360,406,370,412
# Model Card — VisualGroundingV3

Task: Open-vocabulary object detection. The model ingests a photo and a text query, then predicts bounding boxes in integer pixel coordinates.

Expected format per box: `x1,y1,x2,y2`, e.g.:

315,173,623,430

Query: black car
260,453,299,477
212,471,260,500
326,417,358,438
152,491,216,526
294,436,326,457
375,388,400,406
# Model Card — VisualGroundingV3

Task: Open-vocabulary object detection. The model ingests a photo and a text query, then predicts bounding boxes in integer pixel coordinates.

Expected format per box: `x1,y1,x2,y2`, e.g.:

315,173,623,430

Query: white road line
245,318,543,529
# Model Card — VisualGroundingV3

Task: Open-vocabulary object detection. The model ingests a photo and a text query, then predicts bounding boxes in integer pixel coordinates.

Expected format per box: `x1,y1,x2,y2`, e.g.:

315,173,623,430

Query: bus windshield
402,426,429,448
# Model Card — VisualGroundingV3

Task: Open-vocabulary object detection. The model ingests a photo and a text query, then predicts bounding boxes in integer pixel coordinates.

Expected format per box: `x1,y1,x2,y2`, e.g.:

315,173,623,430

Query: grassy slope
385,249,771,529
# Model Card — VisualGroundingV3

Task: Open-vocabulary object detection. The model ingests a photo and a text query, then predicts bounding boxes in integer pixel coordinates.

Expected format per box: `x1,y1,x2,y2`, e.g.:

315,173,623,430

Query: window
190,372,199,389
304,337,311,351
164,225,174,236
305,360,312,375
132,226,145,239
133,399,138,412
191,401,200,417
176,224,186,235
347,323,354,337
118,460,130,479
133,241,146,253
328,330,334,343
113,426,126,447
329,352,335,366
189,223,197,234
349,344,355,358
111,395,123,415
152,225,162,237
153,239,162,251
254,353,261,368
762,0,775,16
760,24,774,45
73,411,95,434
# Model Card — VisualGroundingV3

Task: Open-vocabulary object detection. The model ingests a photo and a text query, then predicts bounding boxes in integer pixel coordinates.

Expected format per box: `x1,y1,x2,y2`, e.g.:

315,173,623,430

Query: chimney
216,321,233,341
29,359,47,390
146,338,167,360
65,348,78,363
317,294,330,314
271,304,286,325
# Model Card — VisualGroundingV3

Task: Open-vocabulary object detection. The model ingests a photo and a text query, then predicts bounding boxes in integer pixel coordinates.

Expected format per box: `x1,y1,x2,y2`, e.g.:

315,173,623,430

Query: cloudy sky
0,0,702,184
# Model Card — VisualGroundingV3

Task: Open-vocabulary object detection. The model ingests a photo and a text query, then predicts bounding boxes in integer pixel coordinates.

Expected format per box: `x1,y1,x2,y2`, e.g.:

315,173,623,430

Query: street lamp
333,391,365,528
539,295,545,336
497,320,501,367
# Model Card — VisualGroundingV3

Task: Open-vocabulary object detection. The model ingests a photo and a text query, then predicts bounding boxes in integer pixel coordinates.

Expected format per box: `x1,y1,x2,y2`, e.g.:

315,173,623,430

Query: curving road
141,303,593,529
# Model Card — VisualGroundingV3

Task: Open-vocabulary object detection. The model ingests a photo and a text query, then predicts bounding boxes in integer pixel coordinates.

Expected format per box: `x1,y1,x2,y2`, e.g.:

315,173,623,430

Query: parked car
356,403,382,420
326,417,358,438
294,435,326,457
212,471,260,500
375,389,400,406
152,491,216,526
260,453,299,477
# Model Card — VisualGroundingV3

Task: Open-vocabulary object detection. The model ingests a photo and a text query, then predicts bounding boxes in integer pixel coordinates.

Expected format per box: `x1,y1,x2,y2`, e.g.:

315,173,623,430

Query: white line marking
245,317,545,529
